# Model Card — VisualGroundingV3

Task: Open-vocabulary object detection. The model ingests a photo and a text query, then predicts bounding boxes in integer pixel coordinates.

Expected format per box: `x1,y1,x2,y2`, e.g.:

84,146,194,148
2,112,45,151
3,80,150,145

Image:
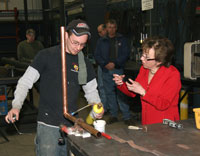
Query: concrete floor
0,89,141,156
0,124,36,156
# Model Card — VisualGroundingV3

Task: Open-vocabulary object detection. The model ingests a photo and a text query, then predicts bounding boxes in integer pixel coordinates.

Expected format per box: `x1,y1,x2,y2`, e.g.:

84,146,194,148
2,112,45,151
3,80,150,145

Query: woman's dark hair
142,36,174,67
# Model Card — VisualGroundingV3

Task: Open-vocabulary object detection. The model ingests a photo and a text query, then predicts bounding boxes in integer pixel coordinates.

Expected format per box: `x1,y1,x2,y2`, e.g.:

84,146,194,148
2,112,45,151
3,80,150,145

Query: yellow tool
86,103,103,125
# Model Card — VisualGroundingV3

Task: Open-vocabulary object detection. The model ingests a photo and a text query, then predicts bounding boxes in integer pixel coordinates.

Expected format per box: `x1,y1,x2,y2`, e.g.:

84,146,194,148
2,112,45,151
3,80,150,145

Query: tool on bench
163,119,183,129
128,125,143,130
60,124,112,140
128,125,148,132
101,132,112,140
71,104,92,116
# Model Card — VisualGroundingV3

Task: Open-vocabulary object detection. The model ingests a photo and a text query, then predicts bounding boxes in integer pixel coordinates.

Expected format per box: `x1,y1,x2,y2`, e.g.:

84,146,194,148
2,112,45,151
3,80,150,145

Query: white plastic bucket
93,120,106,132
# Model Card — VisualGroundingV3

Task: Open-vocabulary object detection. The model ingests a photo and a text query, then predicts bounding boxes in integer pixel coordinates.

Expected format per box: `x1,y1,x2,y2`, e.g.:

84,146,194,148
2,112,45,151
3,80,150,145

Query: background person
95,19,133,125
97,24,107,37
113,36,181,125
17,28,44,63
5,19,102,156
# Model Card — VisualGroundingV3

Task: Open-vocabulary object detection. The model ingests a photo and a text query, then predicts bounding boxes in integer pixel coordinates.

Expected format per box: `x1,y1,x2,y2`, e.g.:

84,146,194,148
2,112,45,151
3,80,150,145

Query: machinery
184,41,200,80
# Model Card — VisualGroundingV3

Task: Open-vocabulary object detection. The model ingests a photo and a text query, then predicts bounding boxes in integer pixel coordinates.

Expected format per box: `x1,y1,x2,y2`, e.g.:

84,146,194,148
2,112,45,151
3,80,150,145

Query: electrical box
184,41,200,80
0,86,8,115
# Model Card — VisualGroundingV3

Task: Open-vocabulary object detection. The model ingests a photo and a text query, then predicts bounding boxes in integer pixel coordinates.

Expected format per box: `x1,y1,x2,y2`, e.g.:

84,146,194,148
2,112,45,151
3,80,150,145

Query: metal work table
66,119,200,156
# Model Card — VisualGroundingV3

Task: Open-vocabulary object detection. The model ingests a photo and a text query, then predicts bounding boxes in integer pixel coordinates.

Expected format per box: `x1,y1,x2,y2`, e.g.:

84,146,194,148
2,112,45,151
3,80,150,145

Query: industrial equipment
184,41,200,80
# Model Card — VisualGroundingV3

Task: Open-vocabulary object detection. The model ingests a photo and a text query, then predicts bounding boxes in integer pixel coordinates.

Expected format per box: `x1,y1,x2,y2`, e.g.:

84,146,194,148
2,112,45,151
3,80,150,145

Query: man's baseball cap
26,29,35,35
66,19,91,38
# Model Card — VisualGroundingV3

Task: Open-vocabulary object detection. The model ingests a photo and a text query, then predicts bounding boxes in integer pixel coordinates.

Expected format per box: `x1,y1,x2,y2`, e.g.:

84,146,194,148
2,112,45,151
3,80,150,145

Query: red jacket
117,65,181,125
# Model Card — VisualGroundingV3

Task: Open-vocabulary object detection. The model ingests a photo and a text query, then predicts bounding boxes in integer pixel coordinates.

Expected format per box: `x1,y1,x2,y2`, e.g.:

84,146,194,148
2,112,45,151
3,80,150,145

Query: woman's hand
126,78,146,96
113,74,125,85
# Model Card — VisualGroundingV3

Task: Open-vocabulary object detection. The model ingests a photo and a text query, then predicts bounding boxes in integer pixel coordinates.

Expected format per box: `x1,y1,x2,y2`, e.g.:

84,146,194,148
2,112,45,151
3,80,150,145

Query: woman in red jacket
113,36,181,125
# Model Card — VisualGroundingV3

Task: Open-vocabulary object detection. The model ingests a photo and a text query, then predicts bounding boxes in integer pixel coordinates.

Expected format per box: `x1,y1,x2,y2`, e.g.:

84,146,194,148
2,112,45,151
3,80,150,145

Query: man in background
17,28,44,63
97,24,107,37
95,19,134,125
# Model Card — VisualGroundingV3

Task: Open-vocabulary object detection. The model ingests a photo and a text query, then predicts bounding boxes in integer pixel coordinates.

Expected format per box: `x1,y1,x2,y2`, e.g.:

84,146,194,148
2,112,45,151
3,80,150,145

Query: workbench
66,119,200,156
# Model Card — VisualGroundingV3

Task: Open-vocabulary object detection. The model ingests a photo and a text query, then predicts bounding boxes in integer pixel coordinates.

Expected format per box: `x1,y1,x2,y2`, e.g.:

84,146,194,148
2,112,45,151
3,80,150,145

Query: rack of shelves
0,7,19,59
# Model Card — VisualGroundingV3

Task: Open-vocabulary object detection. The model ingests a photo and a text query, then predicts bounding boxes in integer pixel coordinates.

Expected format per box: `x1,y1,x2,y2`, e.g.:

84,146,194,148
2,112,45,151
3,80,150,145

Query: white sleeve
12,66,40,110
82,78,101,104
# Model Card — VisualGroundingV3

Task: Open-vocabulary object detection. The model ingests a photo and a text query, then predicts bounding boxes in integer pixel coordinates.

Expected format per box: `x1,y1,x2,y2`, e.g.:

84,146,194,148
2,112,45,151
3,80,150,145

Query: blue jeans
35,123,67,156
97,66,108,111
102,68,131,120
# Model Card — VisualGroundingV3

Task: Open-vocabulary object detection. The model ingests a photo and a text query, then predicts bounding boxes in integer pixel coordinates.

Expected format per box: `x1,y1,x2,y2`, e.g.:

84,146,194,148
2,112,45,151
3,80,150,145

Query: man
95,19,133,125
5,19,102,156
96,24,109,113
97,24,107,37
17,28,44,63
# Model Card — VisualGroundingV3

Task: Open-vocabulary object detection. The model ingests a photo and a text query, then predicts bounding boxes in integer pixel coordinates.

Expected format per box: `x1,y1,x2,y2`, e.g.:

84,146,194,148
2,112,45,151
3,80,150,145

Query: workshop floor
0,89,142,156
0,88,195,156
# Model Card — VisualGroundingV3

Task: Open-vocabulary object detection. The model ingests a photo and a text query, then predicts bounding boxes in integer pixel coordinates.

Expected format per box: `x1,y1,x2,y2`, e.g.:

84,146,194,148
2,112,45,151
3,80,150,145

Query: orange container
193,108,200,129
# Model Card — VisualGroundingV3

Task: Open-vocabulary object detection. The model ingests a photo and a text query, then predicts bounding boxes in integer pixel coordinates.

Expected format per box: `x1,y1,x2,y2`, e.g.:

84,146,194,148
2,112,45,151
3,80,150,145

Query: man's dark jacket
94,33,130,72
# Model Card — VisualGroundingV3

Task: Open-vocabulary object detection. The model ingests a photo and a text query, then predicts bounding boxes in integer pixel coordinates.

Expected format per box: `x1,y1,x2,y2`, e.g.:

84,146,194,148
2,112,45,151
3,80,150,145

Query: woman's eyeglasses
141,53,156,61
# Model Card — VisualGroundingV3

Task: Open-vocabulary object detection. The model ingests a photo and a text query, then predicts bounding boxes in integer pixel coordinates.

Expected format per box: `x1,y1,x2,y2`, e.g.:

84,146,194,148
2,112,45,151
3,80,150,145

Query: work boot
107,116,118,124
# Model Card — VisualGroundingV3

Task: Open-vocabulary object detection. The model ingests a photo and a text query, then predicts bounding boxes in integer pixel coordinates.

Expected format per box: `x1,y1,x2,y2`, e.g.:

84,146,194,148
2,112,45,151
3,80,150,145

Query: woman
113,36,181,125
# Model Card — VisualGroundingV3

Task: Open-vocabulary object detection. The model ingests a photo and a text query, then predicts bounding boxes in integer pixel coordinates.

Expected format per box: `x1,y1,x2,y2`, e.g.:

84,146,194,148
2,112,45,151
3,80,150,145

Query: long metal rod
64,113,101,137
60,27,101,138
61,26,68,114
71,104,92,115
13,123,23,135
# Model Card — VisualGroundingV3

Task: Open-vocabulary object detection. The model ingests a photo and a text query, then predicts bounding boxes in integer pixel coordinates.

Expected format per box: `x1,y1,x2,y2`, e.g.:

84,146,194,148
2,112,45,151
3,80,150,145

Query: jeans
35,123,67,156
102,68,131,120
97,66,108,111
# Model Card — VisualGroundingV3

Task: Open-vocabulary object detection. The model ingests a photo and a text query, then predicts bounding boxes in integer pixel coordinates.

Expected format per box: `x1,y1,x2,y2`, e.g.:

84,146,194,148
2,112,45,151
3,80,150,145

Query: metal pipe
24,0,28,29
63,113,101,137
61,26,68,114
59,0,65,26
60,26,101,138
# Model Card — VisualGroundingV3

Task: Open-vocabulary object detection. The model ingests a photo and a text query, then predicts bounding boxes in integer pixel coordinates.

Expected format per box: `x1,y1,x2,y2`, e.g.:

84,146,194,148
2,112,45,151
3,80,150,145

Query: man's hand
95,109,104,119
5,108,20,123
105,62,115,70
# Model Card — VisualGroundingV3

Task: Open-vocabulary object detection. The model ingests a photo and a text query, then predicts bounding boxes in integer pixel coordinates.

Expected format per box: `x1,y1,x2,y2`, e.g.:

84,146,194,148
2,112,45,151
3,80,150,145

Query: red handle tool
101,132,112,140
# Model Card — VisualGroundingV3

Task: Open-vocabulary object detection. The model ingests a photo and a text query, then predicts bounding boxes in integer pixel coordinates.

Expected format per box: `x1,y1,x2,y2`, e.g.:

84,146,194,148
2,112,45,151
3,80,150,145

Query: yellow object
193,108,200,129
180,90,188,120
86,103,103,125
